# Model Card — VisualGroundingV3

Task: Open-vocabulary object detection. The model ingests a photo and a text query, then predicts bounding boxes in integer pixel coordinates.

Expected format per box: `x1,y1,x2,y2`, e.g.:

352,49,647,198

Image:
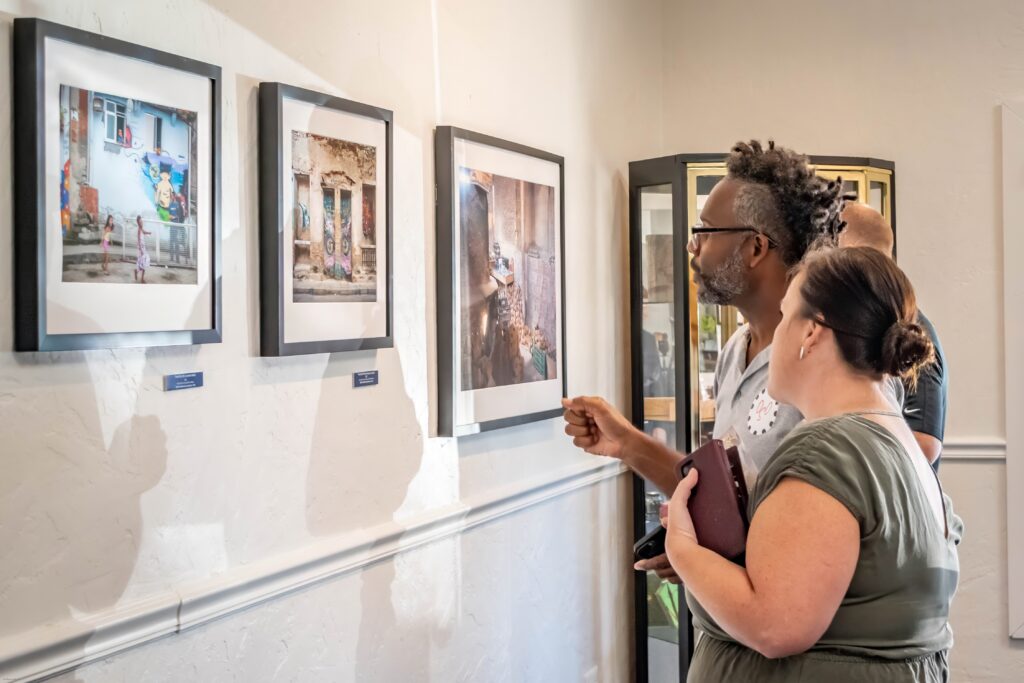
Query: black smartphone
633,525,666,562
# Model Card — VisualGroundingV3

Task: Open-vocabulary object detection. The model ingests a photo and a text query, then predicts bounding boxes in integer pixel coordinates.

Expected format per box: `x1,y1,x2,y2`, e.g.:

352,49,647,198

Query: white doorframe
1002,102,1024,638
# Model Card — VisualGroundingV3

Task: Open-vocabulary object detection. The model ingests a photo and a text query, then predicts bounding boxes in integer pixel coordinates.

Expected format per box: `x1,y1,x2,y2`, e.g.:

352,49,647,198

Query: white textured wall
0,0,665,680
8,1,1017,681
42,477,633,683
661,0,1024,679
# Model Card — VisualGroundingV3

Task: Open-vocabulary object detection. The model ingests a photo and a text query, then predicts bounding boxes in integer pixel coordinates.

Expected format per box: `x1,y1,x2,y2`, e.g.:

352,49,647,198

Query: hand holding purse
678,439,750,559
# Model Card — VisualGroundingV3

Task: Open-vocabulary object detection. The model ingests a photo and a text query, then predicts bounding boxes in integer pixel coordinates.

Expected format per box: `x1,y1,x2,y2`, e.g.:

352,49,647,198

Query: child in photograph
134,215,152,283
101,214,114,274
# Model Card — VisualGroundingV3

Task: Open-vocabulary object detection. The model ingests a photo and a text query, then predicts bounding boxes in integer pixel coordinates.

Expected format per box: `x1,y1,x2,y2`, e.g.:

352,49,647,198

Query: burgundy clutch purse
679,439,749,559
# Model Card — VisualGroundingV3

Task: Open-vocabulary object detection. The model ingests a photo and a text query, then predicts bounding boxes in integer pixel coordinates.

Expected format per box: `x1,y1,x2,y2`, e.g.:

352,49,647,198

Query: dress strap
850,410,950,539
846,410,903,419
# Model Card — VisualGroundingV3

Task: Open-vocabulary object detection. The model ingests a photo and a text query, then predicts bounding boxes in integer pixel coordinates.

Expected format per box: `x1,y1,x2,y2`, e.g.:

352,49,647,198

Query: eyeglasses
688,225,779,252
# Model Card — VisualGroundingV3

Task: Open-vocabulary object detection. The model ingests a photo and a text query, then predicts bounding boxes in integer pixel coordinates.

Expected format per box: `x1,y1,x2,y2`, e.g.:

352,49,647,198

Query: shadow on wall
1,342,169,681
305,340,456,679
0,5,173,672
610,171,630,395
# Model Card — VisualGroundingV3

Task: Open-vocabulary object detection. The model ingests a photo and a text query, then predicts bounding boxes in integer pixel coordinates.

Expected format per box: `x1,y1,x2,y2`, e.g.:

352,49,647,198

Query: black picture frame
434,126,568,437
13,18,222,352
258,82,394,356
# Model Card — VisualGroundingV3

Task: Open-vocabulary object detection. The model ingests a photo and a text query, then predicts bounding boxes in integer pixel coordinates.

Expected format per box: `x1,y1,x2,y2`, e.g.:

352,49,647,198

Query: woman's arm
666,473,859,659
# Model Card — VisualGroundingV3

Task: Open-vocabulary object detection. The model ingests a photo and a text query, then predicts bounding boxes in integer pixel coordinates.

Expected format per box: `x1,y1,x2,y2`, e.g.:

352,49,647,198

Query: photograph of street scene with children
290,130,378,303
59,85,199,285
458,167,558,391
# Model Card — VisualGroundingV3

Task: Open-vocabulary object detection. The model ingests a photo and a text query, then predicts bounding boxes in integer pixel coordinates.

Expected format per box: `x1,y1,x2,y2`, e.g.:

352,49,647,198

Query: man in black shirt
839,203,948,470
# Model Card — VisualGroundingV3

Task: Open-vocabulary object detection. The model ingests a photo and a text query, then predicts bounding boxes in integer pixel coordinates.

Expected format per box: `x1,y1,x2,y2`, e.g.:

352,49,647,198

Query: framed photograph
258,82,392,355
435,126,566,437
13,18,222,352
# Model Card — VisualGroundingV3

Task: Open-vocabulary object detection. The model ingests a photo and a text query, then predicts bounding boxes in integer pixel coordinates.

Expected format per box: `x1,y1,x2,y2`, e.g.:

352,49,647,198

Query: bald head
839,203,894,256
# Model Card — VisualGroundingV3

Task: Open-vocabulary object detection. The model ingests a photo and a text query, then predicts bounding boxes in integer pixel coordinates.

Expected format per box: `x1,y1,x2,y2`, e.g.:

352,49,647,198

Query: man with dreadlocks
563,140,903,581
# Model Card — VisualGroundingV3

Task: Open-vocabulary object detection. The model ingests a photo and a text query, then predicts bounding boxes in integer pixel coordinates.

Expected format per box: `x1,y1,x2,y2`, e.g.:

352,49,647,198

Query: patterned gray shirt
713,326,904,491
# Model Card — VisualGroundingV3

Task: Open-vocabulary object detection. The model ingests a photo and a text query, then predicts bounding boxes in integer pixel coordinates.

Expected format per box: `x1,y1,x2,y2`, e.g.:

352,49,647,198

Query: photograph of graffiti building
290,131,378,303
459,168,559,390
59,85,199,284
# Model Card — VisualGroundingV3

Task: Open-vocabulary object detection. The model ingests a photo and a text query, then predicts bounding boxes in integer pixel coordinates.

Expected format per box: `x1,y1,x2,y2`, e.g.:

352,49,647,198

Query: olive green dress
687,414,963,682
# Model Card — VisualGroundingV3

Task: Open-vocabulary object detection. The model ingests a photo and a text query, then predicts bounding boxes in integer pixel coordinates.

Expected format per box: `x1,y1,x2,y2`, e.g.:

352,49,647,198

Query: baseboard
0,460,628,683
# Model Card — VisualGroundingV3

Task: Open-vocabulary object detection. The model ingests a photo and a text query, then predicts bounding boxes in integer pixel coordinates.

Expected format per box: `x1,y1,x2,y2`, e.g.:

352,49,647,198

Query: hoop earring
799,346,806,360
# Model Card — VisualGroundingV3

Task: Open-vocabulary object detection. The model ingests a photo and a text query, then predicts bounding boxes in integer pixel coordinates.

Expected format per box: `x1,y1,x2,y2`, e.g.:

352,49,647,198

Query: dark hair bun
881,320,934,379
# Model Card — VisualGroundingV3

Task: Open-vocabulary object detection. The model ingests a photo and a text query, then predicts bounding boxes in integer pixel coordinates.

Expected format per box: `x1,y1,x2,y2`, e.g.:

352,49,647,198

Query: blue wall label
353,370,379,388
164,372,204,391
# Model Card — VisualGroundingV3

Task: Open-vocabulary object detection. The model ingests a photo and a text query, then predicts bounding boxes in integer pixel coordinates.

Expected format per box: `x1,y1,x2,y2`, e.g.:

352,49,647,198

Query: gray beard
696,248,747,305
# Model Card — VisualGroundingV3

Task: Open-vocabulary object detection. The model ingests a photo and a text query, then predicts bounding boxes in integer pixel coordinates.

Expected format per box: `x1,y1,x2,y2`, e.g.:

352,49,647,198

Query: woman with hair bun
664,246,961,682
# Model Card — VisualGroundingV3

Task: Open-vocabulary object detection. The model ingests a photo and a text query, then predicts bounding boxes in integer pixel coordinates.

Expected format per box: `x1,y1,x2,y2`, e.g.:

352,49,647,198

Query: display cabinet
628,154,895,681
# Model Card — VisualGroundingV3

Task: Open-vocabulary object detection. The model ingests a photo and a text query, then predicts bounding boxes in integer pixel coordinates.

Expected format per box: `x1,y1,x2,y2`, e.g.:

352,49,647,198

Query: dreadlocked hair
726,140,846,266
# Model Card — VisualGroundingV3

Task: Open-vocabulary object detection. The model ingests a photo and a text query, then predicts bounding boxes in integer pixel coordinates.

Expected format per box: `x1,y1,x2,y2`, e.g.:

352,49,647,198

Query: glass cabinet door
637,183,682,681
640,183,676,449
865,169,893,222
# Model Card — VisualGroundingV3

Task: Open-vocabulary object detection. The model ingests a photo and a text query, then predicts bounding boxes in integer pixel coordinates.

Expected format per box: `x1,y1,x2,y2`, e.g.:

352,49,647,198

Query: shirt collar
736,326,772,382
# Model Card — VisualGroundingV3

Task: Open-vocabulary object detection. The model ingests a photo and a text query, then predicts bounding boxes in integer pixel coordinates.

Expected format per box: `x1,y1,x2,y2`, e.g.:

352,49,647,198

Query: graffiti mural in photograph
59,86,199,285
290,131,377,303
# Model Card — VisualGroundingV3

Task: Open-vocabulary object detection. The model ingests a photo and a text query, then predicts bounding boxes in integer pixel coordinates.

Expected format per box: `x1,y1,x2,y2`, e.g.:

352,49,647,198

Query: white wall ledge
0,460,628,683
0,438,1004,681
941,438,1007,462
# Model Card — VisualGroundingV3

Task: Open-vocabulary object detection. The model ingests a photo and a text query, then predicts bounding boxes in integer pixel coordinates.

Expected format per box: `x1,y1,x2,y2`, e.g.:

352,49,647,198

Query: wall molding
941,438,1007,462
0,460,628,683
2,437,1006,681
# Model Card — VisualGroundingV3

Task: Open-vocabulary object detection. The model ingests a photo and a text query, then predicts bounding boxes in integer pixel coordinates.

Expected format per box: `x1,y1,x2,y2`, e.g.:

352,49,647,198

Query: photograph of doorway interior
458,167,558,390
290,130,377,303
